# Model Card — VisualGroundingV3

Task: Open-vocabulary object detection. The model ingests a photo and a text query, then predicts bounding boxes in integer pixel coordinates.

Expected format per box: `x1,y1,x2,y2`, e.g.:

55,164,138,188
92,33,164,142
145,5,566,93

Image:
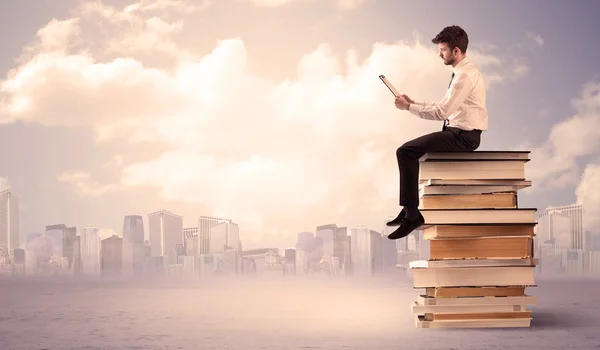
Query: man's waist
445,125,482,132
446,119,486,131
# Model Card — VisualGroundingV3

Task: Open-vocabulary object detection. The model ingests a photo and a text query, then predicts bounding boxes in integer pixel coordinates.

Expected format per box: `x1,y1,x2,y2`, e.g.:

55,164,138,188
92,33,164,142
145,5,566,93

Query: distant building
123,215,145,275
0,187,19,254
101,235,123,276
148,210,183,265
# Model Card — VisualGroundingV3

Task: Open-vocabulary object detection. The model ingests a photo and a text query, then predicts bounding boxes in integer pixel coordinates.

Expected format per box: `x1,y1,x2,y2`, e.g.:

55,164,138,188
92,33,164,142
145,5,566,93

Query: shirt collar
453,56,470,74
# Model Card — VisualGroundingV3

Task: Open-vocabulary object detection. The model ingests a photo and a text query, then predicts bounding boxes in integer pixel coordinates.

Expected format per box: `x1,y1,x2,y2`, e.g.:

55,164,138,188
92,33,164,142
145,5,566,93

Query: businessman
386,25,488,240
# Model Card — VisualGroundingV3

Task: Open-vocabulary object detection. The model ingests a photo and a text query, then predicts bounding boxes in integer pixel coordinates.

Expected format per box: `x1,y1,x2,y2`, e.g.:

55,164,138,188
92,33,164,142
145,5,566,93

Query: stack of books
409,151,537,329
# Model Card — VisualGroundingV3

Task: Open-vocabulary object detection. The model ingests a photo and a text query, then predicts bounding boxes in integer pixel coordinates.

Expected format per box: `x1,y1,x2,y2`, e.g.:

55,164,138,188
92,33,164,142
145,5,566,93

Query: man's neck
452,55,466,68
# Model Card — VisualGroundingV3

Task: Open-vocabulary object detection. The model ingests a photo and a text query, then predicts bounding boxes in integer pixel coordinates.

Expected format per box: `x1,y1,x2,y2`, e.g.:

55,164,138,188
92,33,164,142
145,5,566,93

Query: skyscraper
101,235,123,276
148,210,183,265
198,215,232,254
538,204,585,250
123,215,145,275
81,225,101,274
0,187,19,255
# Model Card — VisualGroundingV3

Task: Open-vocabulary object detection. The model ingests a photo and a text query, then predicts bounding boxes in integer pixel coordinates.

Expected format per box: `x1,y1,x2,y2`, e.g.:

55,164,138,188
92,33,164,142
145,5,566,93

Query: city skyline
1,0,600,251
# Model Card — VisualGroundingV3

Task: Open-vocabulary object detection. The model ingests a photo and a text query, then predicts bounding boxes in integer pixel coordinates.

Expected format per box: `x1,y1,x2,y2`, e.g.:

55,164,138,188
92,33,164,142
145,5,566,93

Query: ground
0,274,599,350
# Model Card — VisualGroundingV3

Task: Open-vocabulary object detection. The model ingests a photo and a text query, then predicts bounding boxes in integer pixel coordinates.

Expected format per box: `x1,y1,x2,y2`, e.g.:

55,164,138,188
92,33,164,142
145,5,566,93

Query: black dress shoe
387,212,425,240
386,208,406,227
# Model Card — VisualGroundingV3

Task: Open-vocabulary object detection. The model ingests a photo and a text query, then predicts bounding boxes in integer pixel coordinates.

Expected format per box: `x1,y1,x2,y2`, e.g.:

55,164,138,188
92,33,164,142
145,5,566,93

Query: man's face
438,43,456,66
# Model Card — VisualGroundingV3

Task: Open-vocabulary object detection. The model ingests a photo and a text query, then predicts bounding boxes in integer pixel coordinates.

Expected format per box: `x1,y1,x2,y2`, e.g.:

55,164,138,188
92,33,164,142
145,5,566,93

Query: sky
1,0,599,251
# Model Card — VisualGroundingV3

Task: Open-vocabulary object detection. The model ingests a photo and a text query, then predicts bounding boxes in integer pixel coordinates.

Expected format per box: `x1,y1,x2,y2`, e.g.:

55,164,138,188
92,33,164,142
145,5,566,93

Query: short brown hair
432,25,469,54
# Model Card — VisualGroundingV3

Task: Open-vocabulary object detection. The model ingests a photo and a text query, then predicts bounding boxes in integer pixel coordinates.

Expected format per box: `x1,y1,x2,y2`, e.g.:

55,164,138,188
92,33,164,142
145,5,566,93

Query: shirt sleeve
408,73,473,121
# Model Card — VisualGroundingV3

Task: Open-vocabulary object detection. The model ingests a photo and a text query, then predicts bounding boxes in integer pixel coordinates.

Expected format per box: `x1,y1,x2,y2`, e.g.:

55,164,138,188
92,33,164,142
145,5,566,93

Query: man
387,25,488,240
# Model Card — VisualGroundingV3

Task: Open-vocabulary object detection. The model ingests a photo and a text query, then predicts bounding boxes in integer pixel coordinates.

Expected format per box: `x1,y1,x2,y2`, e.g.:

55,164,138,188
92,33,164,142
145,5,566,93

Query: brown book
423,224,535,240
429,236,533,260
425,286,526,298
420,193,517,209
415,315,531,328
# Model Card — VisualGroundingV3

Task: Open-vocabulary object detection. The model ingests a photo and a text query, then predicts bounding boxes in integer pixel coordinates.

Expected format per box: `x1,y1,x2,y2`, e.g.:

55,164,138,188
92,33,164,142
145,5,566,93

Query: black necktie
443,72,455,130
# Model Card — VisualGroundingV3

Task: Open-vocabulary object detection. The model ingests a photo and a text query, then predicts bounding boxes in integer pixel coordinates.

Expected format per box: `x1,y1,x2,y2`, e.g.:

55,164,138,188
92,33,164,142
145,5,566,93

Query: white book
415,294,537,306
411,266,536,288
411,301,527,314
419,160,527,181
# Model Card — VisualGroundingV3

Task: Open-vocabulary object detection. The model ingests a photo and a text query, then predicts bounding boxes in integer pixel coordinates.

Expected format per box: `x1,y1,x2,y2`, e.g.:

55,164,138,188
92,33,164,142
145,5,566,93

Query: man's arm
407,73,473,121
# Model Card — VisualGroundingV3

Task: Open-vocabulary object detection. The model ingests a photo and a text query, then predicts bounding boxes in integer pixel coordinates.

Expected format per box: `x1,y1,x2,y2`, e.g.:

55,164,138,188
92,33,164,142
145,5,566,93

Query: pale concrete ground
0,274,599,350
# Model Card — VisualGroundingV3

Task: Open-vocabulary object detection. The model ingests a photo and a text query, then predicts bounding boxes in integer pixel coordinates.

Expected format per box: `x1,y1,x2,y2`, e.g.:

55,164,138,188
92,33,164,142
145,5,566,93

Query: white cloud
103,155,125,168
99,228,121,240
526,81,600,192
241,0,366,10
57,171,118,197
0,0,527,237
576,164,600,231
526,32,544,46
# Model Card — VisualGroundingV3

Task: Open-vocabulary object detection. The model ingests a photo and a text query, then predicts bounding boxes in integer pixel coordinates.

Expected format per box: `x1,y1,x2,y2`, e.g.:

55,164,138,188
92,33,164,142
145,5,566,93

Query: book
419,160,527,181
422,224,536,240
411,266,536,288
428,236,533,260
420,193,517,209
420,208,537,225
419,151,530,162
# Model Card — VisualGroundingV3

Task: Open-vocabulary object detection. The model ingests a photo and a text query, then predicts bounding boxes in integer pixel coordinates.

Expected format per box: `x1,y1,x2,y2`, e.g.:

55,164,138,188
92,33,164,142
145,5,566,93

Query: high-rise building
81,225,101,274
148,210,183,265
350,226,378,277
209,221,239,254
45,224,76,267
198,216,236,254
101,235,123,276
0,187,20,255
45,224,66,256
295,231,314,274
537,204,585,250
315,227,334,258
123,215,145,275
183,227,198,256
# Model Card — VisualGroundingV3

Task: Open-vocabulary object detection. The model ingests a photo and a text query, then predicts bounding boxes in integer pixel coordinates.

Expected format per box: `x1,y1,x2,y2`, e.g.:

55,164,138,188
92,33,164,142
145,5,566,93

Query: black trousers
396,125,482,207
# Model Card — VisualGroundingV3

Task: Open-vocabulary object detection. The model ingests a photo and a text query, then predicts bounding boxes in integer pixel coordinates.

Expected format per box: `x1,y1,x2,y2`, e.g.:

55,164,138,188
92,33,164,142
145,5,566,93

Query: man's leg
387,128,481,239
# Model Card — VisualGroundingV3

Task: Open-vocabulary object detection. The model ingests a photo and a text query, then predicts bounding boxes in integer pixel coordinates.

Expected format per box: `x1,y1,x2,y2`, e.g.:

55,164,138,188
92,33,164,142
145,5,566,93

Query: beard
444,56,456,66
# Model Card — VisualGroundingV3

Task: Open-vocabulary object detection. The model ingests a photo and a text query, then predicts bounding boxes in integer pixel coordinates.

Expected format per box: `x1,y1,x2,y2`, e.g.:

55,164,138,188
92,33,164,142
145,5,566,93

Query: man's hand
401,94,415,104
395,96,409,110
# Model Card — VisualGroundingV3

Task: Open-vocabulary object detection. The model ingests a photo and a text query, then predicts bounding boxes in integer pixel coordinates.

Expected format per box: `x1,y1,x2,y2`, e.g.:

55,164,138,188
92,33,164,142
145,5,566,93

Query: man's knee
396,144,406,158
396,142,412,160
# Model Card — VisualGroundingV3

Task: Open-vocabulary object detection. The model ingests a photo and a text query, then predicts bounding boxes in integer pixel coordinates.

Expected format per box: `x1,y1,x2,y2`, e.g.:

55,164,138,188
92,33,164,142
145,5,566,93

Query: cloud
526,32,544,46
576,164,600,231
526,80,600,192
57,171,118,197
241,0,366,10
0,0,527,237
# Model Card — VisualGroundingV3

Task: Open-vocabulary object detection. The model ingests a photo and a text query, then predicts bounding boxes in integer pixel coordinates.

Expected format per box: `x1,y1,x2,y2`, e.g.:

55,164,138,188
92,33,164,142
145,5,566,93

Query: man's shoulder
462,60,482,74
458,61,484,82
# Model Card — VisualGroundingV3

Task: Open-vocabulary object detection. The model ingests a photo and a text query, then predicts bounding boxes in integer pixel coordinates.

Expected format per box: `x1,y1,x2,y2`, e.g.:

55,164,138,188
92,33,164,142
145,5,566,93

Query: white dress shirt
408,56,488,131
